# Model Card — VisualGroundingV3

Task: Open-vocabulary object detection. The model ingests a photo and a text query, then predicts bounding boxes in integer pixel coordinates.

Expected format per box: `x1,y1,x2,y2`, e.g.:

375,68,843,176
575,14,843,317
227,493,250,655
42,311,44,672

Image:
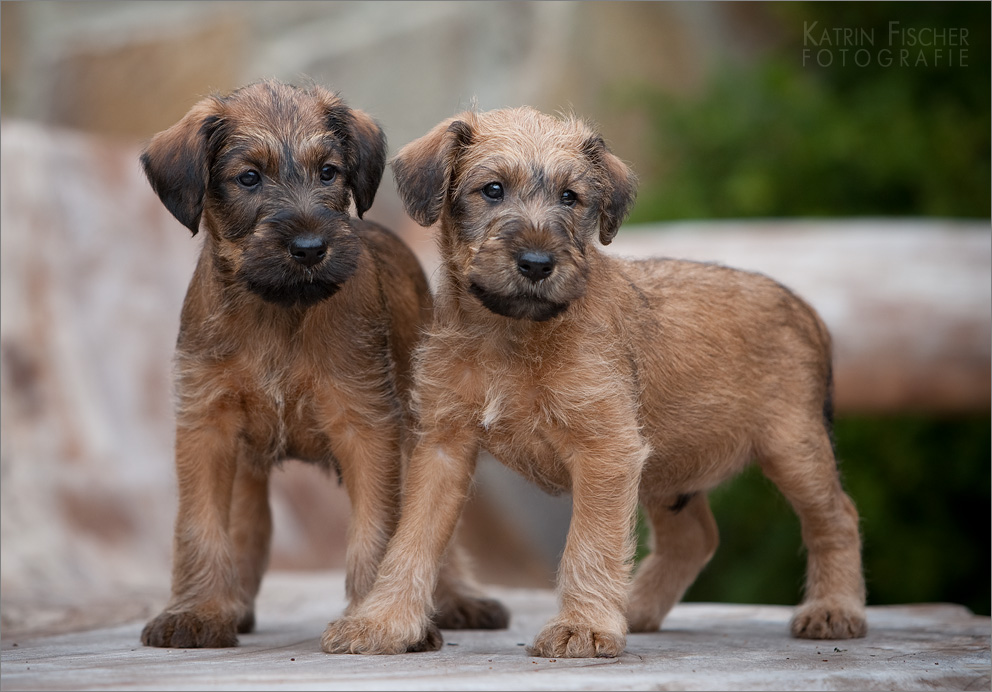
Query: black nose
289,235,327,267
516,250,555,282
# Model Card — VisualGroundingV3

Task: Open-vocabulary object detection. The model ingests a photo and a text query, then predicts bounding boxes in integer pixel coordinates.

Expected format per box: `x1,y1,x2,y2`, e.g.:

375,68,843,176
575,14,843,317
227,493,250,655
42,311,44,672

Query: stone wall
1,1,776,231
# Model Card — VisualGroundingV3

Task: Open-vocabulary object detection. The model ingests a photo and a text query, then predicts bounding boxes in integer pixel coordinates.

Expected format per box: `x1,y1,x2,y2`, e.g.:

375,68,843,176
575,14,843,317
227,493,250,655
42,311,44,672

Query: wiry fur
140,81,507,649
321,106,866,658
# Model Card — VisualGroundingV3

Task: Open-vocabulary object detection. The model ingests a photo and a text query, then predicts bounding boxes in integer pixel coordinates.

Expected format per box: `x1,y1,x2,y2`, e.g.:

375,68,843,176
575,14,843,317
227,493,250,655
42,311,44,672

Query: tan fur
140,81,507,648
321,106,866,658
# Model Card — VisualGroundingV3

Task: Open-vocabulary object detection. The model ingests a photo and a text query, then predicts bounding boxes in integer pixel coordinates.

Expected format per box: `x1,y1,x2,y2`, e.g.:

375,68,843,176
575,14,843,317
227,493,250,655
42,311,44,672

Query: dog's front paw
321,615,442,654
434,595,510,630
141,610,239,648
791,598,867,639
528,617,626,658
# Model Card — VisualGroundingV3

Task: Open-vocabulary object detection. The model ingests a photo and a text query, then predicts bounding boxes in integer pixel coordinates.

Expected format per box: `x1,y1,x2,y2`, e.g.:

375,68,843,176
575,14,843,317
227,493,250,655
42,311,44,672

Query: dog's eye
237,170,261,188
482,182,504,201
320,164,337,183
561,189,578,207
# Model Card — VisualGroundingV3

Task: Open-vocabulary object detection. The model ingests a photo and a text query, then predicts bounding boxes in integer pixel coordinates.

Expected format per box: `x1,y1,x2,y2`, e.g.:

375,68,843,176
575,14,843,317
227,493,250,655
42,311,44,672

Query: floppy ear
324,101,387,219
582,135,637,245
391,113,475,227
140,96,226,235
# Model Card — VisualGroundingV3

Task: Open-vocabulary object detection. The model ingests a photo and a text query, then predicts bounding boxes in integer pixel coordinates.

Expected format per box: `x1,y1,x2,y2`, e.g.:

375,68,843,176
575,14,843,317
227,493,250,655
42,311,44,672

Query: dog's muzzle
238,209,361,308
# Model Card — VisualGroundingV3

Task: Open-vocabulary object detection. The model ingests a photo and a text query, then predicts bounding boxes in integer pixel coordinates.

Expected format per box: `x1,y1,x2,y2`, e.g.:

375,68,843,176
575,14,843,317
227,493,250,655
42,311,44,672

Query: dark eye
482,182,504,201
236,170,261,188
561,189,578,206
320,164,337,183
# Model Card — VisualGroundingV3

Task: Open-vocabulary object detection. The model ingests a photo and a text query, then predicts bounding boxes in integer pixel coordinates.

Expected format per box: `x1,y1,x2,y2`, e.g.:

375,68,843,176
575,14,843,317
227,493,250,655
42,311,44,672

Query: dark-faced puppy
321,106,867,658
140,81,506,649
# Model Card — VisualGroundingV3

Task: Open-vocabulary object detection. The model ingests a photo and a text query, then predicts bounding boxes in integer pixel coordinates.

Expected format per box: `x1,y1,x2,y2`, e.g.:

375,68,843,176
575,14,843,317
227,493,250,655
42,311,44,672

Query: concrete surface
1,571,989,691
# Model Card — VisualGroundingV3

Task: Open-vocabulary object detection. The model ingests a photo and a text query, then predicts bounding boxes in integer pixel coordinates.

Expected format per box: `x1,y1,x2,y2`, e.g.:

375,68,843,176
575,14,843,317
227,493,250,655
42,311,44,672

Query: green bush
668,416,991,616
620,3,990,222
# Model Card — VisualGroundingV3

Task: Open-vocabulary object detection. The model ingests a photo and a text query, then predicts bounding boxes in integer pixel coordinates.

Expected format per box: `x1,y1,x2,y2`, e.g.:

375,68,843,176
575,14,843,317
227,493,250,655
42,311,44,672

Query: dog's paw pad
141,611,238,648
528,620,625,658
434,596,510,630
791,599,867,639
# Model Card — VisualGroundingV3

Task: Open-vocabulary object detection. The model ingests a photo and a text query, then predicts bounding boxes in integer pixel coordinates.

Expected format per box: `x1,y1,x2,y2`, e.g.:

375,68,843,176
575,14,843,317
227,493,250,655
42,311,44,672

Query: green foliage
634,416,991,615
832,414,991,615
619,2,990,222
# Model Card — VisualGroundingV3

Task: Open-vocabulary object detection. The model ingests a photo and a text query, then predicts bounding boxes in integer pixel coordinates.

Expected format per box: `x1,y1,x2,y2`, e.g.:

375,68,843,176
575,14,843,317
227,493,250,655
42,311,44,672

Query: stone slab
2,571,988,691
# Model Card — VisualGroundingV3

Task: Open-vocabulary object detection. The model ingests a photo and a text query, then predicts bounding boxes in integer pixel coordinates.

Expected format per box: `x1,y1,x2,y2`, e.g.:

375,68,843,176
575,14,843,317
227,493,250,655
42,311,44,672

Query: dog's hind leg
757,416,867,639
626,491,719,633
431,530,510,630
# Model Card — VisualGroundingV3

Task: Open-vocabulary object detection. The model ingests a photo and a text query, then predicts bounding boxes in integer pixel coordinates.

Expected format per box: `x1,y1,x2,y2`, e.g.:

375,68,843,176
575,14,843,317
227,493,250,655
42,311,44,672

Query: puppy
140,81,506,648
321,106,866,658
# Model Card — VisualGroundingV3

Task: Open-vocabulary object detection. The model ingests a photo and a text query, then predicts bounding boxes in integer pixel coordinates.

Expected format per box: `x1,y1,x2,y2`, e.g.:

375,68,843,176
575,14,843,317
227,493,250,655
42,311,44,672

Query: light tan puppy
321,106,867,658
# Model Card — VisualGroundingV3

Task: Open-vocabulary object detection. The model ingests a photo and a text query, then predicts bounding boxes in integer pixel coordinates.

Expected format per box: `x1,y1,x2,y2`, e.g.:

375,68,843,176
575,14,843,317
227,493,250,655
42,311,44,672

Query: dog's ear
582,135,637,245
324,102,387,219
391,114,475,227
141,97,226,235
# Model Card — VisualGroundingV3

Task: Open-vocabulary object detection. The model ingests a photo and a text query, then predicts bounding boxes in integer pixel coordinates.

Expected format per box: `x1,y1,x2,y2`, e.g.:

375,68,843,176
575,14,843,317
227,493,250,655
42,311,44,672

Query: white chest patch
479,387,505,431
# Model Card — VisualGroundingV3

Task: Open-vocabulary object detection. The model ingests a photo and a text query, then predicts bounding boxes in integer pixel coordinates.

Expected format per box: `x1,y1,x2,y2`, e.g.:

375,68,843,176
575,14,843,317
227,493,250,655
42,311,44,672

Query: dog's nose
516,250,555,282
288,235,327,267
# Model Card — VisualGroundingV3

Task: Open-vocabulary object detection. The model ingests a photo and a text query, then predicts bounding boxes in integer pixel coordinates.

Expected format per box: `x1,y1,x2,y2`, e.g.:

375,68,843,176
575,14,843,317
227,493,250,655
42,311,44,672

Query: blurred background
1,1,989,637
